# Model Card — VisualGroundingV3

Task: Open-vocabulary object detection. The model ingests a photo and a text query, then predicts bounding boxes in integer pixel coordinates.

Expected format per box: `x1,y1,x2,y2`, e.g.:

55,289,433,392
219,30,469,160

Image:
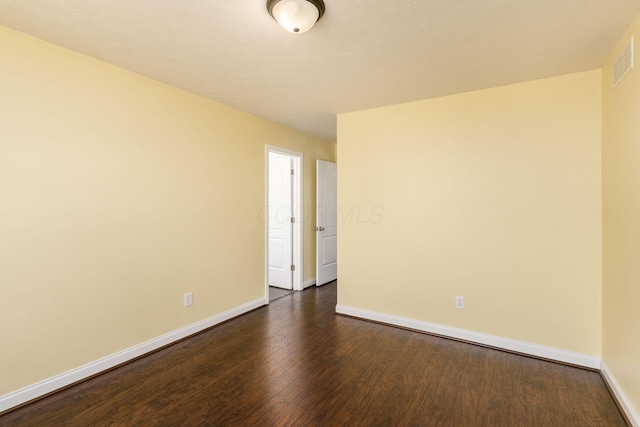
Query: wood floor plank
1,281,627,426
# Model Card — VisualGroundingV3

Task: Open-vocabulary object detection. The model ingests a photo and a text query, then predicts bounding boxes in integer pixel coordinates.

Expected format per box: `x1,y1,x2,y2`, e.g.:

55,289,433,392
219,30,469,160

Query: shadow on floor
269,286,295,302
269,281,337,302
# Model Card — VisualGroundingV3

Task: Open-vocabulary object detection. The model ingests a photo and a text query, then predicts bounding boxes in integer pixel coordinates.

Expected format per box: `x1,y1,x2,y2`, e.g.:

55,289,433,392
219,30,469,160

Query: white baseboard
303,278,316,289
335,305,601,369
601,361,640,426
0,298,265,413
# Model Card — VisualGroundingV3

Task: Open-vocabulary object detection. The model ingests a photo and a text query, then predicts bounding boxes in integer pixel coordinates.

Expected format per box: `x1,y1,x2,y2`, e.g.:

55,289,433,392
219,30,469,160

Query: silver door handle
315,227,325,231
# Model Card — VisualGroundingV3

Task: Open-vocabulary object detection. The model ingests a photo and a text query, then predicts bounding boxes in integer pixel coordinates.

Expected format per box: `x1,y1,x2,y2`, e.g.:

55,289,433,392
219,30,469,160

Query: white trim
0,298,265,413
264,145,304,302
335,305,601,369
303,278,317,289
601,361,640,426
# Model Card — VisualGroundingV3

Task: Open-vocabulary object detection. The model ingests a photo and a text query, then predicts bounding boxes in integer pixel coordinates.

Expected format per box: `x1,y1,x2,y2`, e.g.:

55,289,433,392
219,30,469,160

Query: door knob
315,227,325,231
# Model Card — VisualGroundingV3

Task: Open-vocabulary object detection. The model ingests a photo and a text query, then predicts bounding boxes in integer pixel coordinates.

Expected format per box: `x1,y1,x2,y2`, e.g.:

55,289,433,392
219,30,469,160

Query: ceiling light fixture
267,0,325,34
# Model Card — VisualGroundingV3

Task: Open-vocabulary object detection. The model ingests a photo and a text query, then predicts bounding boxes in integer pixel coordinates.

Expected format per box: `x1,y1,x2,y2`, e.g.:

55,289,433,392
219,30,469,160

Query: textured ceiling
1,1,639,140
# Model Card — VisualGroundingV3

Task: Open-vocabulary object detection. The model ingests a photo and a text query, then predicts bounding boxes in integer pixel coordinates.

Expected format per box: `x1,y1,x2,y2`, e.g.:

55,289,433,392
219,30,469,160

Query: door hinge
291,217,295,223
291,169,295,175
291,265,296,271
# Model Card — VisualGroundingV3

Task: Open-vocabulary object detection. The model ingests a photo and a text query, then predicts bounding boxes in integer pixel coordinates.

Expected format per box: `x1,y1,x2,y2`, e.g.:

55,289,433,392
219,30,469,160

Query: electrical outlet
184,292,193,307
455,296,464,310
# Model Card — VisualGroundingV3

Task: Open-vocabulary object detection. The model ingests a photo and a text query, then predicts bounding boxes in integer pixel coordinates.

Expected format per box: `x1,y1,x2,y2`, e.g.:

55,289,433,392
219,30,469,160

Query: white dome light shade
267,0,325,34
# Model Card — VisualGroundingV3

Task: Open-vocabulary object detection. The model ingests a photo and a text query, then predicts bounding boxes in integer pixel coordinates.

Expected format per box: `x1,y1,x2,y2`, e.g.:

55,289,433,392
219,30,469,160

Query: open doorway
265,146,303,303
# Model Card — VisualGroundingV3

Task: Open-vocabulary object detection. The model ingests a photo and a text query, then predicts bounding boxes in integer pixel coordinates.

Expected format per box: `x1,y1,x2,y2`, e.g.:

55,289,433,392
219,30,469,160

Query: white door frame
265,145,303,304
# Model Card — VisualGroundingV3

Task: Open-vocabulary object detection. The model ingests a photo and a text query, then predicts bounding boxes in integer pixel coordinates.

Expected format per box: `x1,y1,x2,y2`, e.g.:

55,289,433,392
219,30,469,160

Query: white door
316,160,337,286
268,153,293,289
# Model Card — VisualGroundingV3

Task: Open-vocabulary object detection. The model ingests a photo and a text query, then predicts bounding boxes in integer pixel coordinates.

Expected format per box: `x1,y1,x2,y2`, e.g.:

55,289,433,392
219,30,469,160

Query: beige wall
602,15,640,415
337,70,603,356
0,25,334,395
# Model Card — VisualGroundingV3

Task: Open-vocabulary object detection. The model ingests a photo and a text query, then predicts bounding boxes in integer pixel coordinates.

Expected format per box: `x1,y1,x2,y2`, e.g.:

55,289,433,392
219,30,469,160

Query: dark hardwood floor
1,282,627,426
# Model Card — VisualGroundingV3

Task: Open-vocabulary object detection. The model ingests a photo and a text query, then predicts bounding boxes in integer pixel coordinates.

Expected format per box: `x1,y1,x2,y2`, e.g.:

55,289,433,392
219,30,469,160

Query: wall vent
613,36,634,88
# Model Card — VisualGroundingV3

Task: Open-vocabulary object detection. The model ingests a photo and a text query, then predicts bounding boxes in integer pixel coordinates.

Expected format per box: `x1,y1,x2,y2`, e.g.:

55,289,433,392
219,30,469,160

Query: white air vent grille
613,37,634,88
